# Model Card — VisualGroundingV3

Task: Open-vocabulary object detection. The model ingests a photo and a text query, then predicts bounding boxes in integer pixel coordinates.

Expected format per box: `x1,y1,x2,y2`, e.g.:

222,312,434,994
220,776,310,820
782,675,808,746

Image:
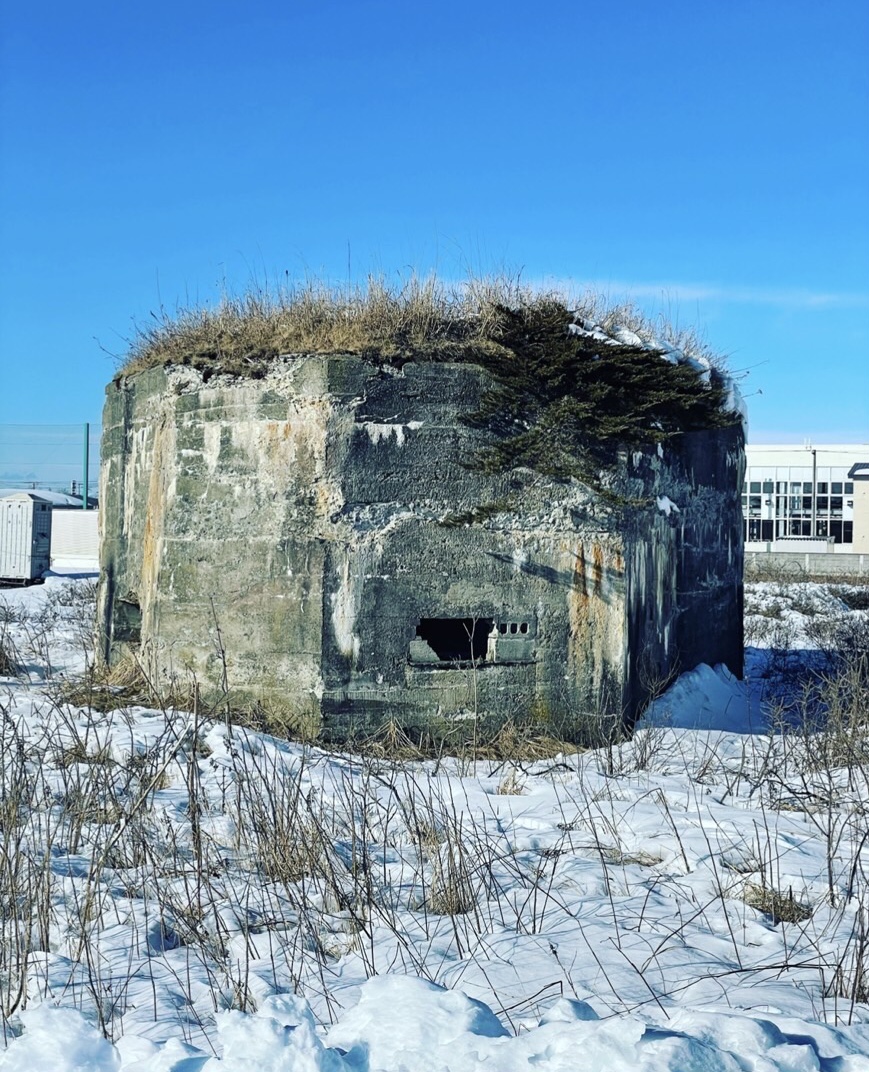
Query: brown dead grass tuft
119,274,724,379
743,882,813,925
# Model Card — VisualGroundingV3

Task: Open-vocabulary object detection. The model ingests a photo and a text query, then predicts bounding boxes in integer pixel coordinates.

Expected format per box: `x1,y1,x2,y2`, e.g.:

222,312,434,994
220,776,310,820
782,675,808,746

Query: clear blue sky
1,0,867,444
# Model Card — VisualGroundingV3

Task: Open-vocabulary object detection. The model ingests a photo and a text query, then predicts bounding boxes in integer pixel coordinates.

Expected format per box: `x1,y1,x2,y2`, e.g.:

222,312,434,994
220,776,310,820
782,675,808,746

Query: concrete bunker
98,308,745,741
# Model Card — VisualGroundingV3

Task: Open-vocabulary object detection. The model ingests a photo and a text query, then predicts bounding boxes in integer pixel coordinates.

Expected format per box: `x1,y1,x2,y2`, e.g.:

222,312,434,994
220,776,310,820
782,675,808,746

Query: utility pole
82,423,89,510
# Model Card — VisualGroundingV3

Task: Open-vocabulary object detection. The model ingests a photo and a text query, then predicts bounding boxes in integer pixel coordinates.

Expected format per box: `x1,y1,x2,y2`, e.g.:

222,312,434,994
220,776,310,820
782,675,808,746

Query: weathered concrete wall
98,359,337,718
98,356,744,738
613,428,743,721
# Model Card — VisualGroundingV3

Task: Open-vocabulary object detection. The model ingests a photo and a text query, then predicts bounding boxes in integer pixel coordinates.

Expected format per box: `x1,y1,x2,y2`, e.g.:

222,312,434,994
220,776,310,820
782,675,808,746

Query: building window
743,450,862,549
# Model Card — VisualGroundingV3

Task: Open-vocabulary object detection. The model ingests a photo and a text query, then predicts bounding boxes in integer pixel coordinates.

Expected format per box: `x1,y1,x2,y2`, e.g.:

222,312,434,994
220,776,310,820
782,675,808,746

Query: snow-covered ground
0,573,868,1070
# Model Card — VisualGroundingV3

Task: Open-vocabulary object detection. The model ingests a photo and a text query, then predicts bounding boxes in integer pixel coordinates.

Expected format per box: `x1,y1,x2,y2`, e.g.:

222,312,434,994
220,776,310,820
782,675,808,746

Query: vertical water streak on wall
566,536,626,721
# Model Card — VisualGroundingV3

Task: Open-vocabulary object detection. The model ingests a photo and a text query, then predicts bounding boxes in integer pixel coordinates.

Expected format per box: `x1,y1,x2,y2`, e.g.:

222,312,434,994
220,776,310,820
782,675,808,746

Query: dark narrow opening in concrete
113,596,142,644
415,618,493,662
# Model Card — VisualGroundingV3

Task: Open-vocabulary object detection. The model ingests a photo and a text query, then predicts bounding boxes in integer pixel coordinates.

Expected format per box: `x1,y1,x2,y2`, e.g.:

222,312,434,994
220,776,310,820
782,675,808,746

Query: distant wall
745,550,869,579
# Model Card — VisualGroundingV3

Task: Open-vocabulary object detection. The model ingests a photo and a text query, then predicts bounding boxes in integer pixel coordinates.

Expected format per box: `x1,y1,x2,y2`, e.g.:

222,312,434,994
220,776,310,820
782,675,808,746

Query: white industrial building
743,444,869,554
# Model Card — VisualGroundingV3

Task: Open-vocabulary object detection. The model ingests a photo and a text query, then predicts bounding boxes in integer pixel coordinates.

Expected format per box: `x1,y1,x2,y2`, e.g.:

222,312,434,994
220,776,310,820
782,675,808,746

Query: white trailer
0,493,53,581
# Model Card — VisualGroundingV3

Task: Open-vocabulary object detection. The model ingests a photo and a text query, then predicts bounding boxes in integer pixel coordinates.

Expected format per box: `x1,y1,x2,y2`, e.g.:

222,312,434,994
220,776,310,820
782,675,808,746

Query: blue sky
1,0,867,448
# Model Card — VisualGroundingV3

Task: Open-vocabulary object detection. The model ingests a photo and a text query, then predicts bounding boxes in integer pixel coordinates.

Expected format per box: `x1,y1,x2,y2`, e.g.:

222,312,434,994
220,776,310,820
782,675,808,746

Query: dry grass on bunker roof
119,274,724,379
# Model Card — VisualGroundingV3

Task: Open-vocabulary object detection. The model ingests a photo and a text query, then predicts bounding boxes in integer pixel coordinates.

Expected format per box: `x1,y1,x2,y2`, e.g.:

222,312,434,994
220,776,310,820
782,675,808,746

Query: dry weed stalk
3,576,869,1040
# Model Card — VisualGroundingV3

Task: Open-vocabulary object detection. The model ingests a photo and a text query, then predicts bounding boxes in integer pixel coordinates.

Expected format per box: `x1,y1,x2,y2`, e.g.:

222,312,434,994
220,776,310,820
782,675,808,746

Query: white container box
0,493,53,581
50,508,99,571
